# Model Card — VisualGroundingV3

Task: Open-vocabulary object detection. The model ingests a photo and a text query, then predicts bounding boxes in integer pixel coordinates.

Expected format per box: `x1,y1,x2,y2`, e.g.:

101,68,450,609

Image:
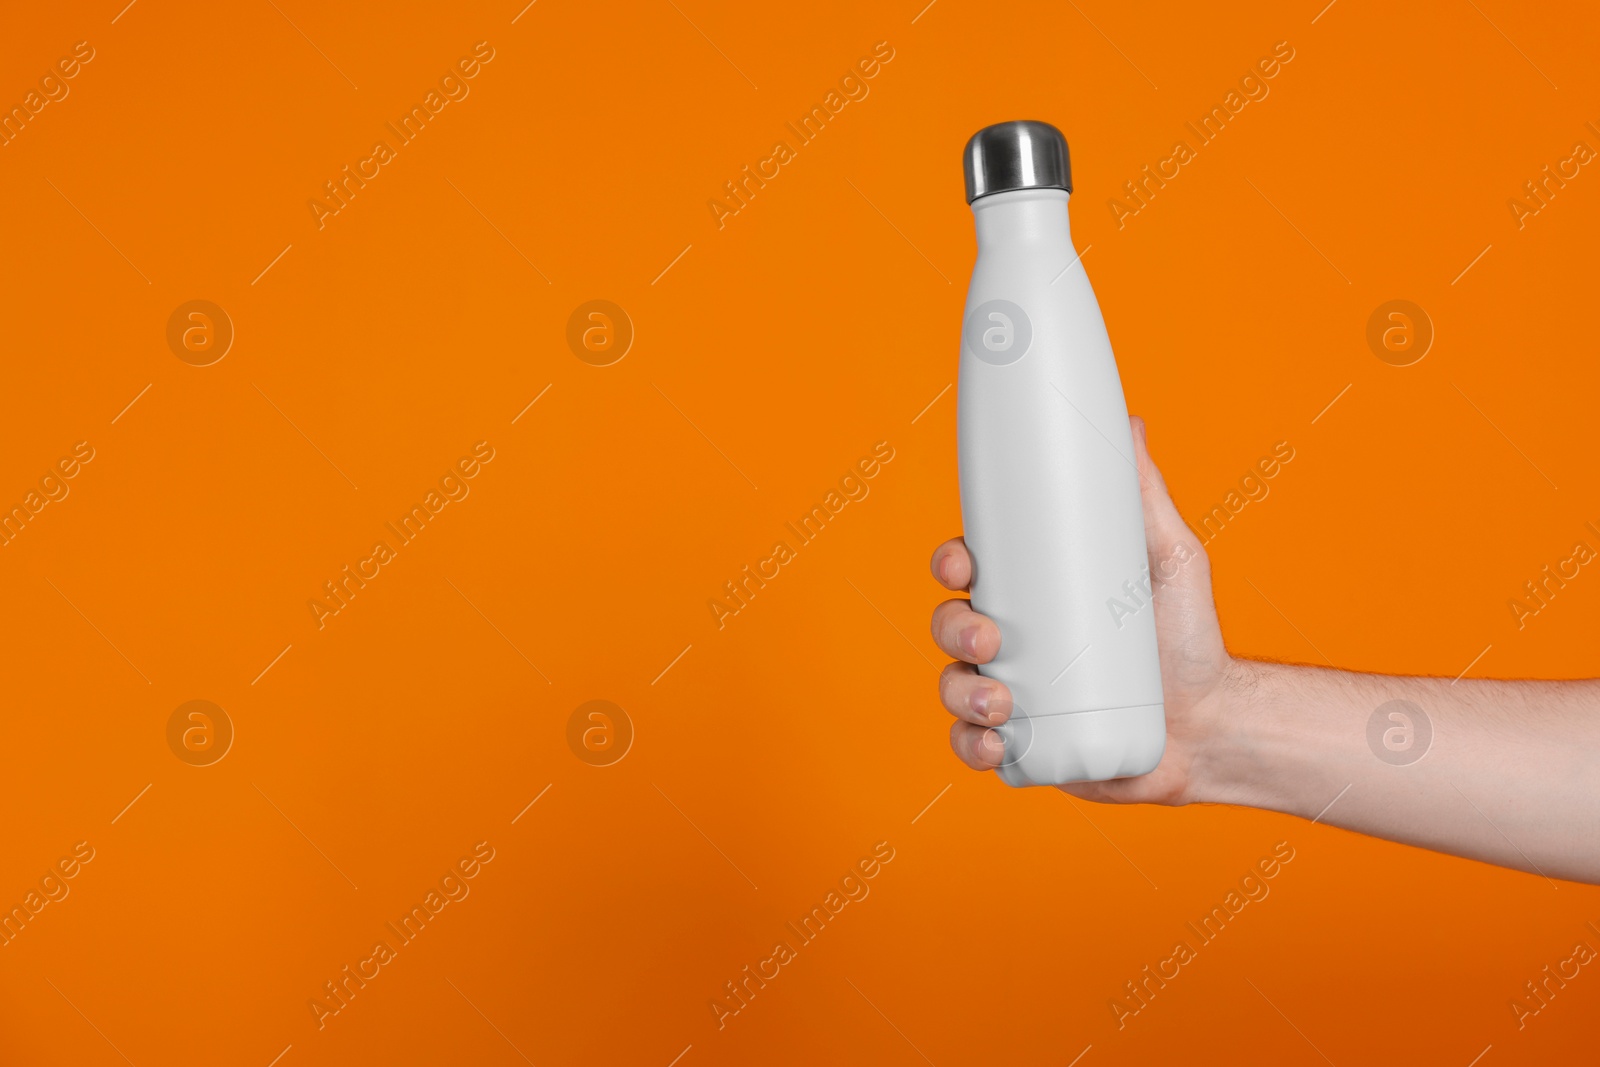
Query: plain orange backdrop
1,0,1597,1064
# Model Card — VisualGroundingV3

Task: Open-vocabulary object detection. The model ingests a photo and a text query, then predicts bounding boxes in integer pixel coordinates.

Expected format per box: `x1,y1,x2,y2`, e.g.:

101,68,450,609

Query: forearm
1196,660,1600,884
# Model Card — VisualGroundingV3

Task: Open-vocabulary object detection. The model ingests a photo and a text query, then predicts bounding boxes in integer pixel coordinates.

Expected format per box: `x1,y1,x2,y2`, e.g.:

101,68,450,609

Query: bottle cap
963,120,1072,203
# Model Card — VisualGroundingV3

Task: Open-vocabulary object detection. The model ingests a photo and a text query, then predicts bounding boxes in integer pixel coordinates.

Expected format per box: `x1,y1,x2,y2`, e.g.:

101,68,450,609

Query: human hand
929,416,1239,804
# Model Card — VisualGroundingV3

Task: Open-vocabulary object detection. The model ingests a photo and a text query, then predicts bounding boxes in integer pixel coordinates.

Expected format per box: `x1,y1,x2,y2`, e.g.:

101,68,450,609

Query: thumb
1129,416,1202,566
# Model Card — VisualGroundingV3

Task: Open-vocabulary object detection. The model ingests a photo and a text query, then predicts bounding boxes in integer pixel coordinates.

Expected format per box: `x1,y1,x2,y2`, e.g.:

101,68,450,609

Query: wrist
1188,656,1290,809
1190,657,1365,821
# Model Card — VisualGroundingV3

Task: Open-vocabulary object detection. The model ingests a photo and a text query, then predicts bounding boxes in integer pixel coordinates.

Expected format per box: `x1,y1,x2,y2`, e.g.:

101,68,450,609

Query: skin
931,416,1600,885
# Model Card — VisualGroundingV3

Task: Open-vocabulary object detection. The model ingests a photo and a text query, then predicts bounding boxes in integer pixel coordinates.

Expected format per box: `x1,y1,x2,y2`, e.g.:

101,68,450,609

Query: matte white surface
958,189,1166,786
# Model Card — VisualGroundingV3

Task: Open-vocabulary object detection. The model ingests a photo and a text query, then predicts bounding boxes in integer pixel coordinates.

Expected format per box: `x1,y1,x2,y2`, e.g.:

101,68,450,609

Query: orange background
2,1,1598,1064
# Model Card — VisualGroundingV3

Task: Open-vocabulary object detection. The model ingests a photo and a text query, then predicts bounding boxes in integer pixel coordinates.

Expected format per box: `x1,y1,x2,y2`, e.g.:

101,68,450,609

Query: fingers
929,537,973,591
931,539,1004,774
939,662,1012,726
930,598,1001,664
950,720,1006,771
930,542,1005,773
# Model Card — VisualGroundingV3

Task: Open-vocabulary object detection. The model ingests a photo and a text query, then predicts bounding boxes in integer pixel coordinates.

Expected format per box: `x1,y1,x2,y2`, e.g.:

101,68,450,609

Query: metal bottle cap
963,120,1073,203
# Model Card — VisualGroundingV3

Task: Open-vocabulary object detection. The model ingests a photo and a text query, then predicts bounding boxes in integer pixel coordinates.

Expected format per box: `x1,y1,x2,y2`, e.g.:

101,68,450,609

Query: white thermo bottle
957,120,1165,786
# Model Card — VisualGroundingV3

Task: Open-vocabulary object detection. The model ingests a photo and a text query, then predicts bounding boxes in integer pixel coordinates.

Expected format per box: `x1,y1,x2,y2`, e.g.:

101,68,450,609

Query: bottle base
995,703,1166,787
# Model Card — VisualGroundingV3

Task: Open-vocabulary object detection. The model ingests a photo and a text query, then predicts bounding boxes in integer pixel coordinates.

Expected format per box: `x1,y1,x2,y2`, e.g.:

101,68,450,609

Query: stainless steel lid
963,120,1072,203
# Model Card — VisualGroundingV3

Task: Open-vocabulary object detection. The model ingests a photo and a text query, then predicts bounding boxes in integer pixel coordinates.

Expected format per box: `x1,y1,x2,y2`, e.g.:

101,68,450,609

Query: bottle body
957,188,1165,786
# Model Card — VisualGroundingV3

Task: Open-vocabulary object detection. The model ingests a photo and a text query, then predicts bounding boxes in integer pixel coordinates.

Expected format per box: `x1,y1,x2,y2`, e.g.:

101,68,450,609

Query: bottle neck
971,188,1073,251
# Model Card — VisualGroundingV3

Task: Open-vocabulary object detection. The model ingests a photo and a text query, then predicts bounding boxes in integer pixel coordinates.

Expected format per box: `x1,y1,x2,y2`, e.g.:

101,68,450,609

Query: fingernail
982,729,1005,755
959,627,980,657
971,688,989,719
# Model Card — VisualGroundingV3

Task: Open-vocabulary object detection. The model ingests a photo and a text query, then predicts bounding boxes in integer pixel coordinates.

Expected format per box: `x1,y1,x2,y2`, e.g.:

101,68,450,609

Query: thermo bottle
957,120,1166,786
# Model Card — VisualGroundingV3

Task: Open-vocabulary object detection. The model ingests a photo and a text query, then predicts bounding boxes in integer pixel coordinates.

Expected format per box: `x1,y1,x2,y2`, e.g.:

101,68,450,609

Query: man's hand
929,415,1600,883
928,415,1236,805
